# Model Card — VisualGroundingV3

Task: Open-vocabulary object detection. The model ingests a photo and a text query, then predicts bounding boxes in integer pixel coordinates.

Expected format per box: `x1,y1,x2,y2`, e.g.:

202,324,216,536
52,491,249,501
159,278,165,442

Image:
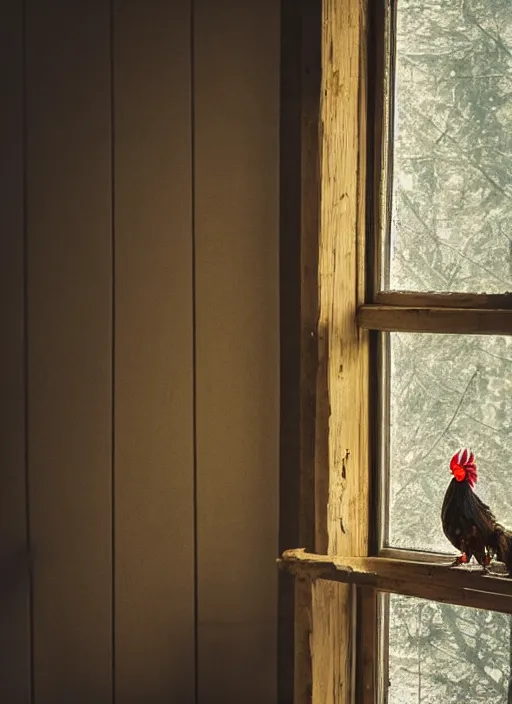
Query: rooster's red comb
449,449,477,487
450,449,474,469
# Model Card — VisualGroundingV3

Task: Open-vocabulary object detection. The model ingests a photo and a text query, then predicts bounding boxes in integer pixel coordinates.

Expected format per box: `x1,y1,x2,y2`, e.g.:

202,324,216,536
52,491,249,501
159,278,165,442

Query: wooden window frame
278,1,512,703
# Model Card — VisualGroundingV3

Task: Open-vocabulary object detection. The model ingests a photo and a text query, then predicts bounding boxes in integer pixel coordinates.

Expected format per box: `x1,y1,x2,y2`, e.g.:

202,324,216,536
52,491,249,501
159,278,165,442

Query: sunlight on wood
280,549,512,615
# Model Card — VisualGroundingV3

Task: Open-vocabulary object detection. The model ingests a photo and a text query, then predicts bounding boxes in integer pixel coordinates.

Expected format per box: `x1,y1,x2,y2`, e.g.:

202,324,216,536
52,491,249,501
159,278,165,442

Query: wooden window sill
278,548,512,614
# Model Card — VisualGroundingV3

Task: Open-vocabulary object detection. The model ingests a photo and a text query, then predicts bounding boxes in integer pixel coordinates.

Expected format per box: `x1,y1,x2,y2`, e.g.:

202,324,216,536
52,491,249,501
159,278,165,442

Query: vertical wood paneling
194,2,280,702
113,2,195,702
0,3,31,702
26,2,112,702
0,3,284,701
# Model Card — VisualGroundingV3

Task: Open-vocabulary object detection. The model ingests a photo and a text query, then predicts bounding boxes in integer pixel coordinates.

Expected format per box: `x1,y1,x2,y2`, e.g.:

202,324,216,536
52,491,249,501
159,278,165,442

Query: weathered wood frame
280,1,512,703
280,550,512,616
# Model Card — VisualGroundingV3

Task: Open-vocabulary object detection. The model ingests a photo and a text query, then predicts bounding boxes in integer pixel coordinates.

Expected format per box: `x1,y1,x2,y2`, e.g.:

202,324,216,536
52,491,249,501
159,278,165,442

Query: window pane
386,332,512,552
386,594,512,703
384,0,512,293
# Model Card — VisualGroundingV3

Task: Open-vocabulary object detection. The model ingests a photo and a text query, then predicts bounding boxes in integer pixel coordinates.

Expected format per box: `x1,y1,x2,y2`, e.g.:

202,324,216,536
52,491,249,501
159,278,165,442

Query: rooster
441,448,512,574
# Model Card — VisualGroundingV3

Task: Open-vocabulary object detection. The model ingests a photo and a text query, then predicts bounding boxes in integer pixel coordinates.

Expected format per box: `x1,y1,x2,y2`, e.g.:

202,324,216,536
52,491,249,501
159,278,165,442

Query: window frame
278,1,512,703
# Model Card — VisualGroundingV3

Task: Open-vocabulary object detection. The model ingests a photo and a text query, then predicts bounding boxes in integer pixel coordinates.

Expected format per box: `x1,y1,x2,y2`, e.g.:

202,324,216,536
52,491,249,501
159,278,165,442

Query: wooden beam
279,550,512,614
301,0,321,555
313,0,370,702
295,2,323,704
357,587,378,704
279,2,303,703
375,291,512,309
318,0,369,560
358,305,512,335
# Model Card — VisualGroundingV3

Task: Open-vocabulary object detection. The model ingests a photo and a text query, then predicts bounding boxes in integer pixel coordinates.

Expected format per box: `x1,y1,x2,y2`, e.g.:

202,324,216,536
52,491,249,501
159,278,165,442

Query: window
279,1,512,703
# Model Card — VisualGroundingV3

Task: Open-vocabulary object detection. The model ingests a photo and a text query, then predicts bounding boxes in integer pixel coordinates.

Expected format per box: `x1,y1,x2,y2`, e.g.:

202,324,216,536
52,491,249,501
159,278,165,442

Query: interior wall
0,2,279,703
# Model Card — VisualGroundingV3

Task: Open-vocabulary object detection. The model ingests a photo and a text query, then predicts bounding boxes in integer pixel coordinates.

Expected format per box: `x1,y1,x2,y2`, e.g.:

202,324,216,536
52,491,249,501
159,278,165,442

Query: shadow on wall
0,547,31,598
0,549,197,704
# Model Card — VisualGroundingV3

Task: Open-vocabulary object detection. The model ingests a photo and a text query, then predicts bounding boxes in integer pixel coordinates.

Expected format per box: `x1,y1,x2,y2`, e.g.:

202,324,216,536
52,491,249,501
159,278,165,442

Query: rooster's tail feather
495,527,512,575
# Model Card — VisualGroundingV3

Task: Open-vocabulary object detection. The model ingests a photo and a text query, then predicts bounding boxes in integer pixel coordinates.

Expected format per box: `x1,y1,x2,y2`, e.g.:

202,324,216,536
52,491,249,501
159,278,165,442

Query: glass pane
387,332,512,552
384,0,512,293
386,594,512,703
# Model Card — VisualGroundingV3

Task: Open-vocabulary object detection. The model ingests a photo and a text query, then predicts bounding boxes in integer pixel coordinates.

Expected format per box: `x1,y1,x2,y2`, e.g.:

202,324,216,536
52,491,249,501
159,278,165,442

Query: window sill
278,548,512,614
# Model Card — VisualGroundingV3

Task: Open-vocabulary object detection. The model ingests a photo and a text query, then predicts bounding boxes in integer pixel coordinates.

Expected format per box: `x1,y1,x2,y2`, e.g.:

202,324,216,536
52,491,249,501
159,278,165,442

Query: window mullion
375,291,512,309
358,303,512,335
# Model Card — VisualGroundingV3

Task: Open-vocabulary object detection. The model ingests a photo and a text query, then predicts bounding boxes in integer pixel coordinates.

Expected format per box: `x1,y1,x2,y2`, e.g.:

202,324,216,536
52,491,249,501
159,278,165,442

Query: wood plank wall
0,1,279,703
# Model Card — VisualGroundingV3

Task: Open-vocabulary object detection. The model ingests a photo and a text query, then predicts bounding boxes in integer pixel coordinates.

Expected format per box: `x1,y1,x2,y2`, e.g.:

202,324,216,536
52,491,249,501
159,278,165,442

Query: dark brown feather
441,477,501,567
496,528,512,576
